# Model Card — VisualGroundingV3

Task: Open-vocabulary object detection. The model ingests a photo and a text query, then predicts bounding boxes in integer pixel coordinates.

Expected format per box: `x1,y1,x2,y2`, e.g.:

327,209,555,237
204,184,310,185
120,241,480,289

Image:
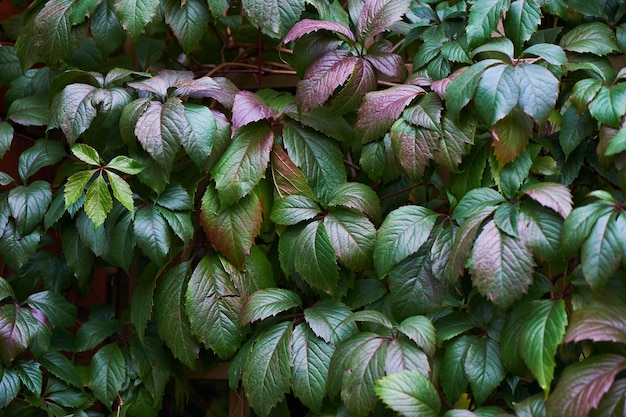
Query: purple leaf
330,58,377,115
173,76,239,109
232,91,279,132
389,119,435,180
296,50,358,111
271,143,315,199
365,52,407,80
521,182,573,218
357,84,425,143
546,354,626,417
357,0,411,44
127,70,194,96
283,18,355,44
564,299,626,345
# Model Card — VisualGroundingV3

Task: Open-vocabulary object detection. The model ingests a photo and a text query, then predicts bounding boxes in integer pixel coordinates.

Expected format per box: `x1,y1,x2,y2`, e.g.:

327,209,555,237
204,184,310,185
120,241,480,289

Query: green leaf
200,185,263,269
242,0,306,38
389,250,445,320
0,278,14,302
270,195,321,225
546,354,626,417
398,316,436,358
133,204,171,266
185,254,243,359
570,78,603,113
304,299,356,344
60,223,95,284
559,22,619,55
466,0,509,45
181,103,216,169
84,173,113,228
446,205,498,283
155,183,193,211
464,337,505,405
520,300,567,394
514,63,559,124
522,43,567,66
64,170,96,209
470,219,535,308
106,155,144,175
336,333,387,417
475,64,519,126
374,205,438,278
375,369,441,417
588,84,626,128
0,46,22,88
581,213,622,290
291,322,334,414
343,310,395,331
26,291,77,328
89,343,125,408
271,142,316,200
452,187,505,222
294,220,339,293
243,321,293,416
241,288,302,325
518,202,563,263
91,0,127,55
0,221,41,272
75,317,117,352
39,351,82,387
164,0,210,53
0,122,13,160
326,182,381,222
440,335,474,403
106,171,134,214
157,207,193,244
14,359,43,395
33,0,85,63
212,122,274,207
51,84,98,144
0,367,19,408
605,127,626,156
130,263,158,341
564,298,626,345
71,144,100,166
282,121,347,202
114,0,160,38
559,106,594,158
445,59,501,121
7,95,49,127
8,181,52,235
504,0,541,51
324,209,376,270
154,262,199,367
561,202,613,255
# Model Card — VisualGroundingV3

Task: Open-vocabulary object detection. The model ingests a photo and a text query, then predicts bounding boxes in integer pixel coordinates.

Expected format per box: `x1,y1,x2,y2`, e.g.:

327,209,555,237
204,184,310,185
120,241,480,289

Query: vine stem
379,183,421,201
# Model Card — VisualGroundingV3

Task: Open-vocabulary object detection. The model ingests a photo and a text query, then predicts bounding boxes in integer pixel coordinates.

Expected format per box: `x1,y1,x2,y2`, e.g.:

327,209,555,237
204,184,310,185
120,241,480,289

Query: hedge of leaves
1,0,626,416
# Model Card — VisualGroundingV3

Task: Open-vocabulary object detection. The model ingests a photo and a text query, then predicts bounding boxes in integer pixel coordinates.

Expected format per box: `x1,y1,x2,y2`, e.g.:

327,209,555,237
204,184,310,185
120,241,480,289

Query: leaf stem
379,183,421,201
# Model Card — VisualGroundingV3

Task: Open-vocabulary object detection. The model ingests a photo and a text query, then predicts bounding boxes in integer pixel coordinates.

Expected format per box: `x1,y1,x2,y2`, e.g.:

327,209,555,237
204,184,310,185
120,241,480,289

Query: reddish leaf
330,58,377,115
283,18,355,43
357,85,425,143
546,354,626,417
564,299,626,345
232,91,279,132
365,42,407,80
128,70,194,97
470,219,535,308
389,119,436,180
173,76,239,109
200,185,263,269
296,50,357,111
521,182,573,218
356,0,411,44
270,143,315,199
492,108,533,165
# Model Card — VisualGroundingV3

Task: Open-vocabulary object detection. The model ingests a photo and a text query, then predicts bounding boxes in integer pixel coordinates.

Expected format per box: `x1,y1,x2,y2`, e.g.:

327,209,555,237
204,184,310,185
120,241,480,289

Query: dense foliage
1,0,626,416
